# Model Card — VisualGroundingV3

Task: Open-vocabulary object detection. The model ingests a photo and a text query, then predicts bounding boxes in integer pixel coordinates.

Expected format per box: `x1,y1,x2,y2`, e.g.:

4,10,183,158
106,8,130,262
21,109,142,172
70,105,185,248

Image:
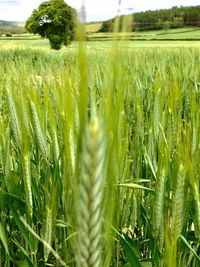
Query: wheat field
0,45,199,266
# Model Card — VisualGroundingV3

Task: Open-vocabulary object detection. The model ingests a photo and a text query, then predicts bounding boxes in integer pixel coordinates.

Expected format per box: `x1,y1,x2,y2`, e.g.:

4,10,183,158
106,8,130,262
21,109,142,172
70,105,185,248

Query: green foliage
5,32,12,37
49,33,63,49
100,5,200,32
25,0,76,49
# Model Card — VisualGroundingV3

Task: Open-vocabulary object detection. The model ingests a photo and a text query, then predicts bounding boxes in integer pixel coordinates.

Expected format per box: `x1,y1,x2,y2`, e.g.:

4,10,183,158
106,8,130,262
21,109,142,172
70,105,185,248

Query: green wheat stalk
22,153,33,218
77,117,105,267
193,181,200,241
43,207,53,262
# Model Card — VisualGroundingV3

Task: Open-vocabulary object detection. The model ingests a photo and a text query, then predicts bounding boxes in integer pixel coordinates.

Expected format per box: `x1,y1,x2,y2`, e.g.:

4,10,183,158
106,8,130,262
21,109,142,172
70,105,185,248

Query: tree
25,0,76,50
5,32,12,37
99,20,113,32
162,21,171,32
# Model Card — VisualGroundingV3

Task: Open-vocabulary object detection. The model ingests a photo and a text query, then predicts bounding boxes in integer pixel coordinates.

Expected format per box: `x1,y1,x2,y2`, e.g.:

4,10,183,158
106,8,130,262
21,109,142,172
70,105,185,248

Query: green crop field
1,27,200,50
85,22,102,33
0,28,200,267
88,27,200,41
2,37,200,52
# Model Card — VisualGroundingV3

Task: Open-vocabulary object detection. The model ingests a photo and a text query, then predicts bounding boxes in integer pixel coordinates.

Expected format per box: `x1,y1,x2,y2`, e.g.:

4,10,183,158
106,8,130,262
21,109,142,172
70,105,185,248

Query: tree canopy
25,0,76,50
100,5,200,32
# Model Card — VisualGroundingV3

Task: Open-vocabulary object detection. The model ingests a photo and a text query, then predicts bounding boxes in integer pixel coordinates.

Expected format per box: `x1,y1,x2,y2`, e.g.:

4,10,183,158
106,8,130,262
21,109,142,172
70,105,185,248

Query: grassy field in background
85,22,102,32
1,37,200,51
88,27,200,41
0,39,50,49
1,27,200,50
1,40,200,50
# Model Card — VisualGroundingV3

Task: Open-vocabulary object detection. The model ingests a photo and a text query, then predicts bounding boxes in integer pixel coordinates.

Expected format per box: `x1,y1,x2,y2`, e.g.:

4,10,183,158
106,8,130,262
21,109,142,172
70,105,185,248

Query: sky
0,0,199,22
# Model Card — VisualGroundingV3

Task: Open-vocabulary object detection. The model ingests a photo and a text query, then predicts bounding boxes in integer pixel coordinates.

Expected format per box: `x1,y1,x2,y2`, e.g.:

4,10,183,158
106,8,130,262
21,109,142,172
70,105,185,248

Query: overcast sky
0,0,199,22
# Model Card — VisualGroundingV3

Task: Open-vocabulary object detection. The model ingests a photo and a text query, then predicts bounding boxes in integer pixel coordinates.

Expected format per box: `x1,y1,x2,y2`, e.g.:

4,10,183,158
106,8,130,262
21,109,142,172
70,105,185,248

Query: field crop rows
87,28,200,41
0,46,199,266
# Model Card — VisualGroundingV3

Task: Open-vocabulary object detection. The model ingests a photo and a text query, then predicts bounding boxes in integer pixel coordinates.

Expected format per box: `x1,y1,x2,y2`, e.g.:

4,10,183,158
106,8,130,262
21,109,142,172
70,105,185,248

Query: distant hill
100,5,200,32
0,20,24,27
0,20,25,34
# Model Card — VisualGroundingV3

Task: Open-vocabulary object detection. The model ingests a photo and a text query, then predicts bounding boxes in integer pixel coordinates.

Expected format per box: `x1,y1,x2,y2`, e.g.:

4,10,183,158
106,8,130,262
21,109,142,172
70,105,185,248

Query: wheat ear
5,88,22,145
153,168,166,238
22,153,33,218
193,181,200,241
30,101,48,158
77,117,104,267
171,163,185,239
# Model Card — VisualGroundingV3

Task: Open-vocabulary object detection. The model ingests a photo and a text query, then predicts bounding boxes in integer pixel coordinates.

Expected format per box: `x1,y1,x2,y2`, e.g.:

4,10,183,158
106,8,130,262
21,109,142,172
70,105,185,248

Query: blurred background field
1,26,200,50
1,33,200,51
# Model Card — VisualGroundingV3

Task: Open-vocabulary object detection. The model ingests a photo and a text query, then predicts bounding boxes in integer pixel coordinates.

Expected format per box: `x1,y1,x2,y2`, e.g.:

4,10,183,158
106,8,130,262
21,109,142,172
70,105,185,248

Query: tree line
100,5,200,32
0,26,26,36
0,21,25,36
